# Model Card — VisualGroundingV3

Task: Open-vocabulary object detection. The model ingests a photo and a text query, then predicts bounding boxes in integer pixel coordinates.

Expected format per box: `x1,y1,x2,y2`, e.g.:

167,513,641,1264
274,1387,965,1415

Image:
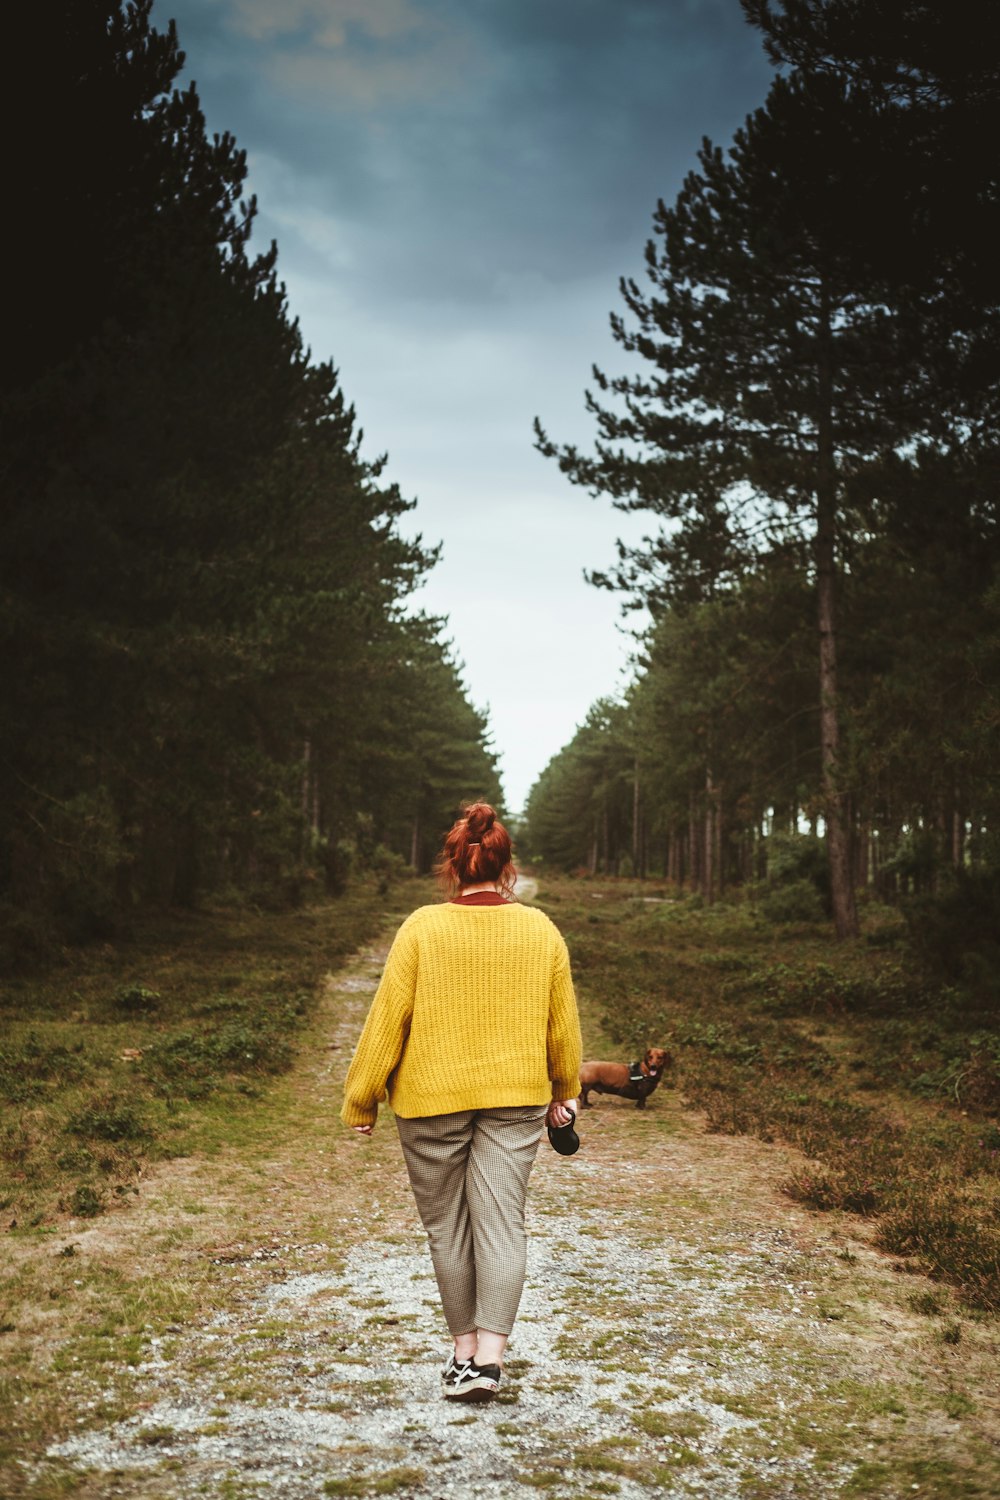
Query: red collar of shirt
450,891,509,905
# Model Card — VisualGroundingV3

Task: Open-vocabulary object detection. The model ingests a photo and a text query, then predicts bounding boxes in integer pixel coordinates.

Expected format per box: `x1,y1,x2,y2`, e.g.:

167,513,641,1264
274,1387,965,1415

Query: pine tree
535,70,936,936
524,700,634,875
741,0,1000,439
0,3,502,951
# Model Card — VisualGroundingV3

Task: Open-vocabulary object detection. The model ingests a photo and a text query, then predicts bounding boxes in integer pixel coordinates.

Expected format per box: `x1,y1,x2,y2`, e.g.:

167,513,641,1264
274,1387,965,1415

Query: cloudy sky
160,0,773,810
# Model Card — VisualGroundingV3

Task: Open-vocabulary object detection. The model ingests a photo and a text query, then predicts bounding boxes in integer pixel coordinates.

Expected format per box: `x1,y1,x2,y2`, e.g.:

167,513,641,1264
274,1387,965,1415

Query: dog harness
628,1060,646,1086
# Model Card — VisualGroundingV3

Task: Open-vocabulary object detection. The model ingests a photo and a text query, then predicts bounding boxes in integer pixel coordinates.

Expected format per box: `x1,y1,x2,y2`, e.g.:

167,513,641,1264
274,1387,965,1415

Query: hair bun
465,802,496,839
436,803,514,898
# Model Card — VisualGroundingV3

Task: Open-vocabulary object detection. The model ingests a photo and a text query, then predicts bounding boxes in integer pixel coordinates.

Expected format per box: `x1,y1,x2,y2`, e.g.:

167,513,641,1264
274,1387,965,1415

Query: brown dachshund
579,1046,671,1110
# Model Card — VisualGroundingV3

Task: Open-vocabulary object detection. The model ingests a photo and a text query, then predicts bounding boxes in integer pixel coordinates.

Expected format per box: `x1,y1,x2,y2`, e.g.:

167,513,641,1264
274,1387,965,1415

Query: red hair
436,802,516,900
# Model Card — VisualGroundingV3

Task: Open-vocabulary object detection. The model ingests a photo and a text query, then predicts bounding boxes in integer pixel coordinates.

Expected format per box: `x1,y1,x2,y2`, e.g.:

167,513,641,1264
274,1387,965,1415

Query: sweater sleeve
340,919,418,1127
546,935,582,1100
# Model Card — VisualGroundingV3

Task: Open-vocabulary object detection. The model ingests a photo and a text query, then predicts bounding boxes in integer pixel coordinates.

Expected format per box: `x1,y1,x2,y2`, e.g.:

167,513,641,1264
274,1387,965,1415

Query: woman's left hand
352,1123,374,1136
546,1098,578,1128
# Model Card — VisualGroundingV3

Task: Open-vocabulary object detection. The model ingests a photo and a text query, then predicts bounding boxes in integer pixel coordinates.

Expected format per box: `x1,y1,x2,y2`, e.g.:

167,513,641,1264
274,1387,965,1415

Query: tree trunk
306,742,320,842
410,814,420,871
816,280,859,939
689,789,700,894
172,811,199,908
301,737,311,840
632,755,641,875
704,766,715,905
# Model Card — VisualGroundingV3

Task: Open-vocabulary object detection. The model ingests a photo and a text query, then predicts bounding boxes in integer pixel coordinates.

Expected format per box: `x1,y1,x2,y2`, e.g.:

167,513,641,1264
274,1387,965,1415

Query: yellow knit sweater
340,901,582,1126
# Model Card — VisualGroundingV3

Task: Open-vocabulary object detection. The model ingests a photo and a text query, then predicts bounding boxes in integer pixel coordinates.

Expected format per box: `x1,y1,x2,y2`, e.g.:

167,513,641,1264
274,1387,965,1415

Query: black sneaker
441,1351,472,1387
442,1355,501,1402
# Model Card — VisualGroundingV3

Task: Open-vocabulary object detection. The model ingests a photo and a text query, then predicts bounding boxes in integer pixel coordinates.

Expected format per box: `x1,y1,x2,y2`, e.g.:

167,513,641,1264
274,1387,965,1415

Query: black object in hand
547,1113,580,1155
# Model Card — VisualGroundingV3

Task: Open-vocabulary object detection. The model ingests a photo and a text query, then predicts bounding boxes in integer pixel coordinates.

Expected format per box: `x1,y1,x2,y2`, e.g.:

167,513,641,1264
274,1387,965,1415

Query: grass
0,881,393,1232
536,875,1000,1312
322,1468,425,1496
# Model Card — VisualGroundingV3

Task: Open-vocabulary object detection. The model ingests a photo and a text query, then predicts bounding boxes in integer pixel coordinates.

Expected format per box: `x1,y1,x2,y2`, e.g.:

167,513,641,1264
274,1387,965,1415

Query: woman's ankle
453,1332,477,1362
475,1329,509,1369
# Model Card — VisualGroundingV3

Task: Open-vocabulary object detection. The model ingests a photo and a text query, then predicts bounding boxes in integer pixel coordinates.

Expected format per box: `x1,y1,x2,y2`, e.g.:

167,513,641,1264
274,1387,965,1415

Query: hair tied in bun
435,803,516,900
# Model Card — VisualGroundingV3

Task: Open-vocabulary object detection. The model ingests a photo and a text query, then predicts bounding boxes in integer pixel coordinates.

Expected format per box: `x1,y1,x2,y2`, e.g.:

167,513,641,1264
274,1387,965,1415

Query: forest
4,2,996,966
528,0,1000,946
3,6,1000,1492
0,1,501,969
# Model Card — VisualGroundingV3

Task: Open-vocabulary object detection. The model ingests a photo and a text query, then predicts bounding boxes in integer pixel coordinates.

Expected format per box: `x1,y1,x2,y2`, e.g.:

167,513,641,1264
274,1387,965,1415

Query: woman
341,802,581,1402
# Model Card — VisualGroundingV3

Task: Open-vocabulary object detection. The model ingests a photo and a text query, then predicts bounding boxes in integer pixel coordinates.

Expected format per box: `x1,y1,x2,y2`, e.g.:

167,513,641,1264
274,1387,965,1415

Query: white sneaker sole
442,1375,500,1402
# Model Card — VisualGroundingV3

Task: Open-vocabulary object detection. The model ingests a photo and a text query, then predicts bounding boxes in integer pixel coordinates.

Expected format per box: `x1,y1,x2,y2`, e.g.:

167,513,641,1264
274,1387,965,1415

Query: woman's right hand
546,1098,578,1128
352,1123,374,1136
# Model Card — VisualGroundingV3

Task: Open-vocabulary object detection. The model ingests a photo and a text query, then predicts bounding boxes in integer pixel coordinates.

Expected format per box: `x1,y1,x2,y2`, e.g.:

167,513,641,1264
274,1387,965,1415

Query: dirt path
25,899,1000,1500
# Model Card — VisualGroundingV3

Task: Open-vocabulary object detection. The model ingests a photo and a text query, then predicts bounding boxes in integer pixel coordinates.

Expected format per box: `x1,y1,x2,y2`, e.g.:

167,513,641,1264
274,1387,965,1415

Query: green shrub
882,827,940,889
69,1092,151,1142
760,879,825,925
697,951,752,972
876,1191,1000,1312
0,1034,87,1103
673,1018,762,1065
370,844,409,896
113,983,161,1014
0,904,62,973
726,958,919,1017
44,787,125,943
908,1290,946,1316
904,868,1000,999
211,1019,293,1072
319,838,355,897
56,1146,95,1172
143,1010,295,1094
784,1169,881,1216
764,831,831,910
69,1183,105,1218
910,1032,1000,1112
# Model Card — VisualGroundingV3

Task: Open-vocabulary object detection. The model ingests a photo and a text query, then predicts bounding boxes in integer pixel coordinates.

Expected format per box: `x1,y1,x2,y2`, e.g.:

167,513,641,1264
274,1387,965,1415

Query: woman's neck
459,882,499,896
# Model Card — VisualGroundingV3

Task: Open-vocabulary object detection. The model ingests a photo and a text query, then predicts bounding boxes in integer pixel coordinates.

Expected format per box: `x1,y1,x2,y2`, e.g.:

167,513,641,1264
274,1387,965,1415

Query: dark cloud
151,0,774,804
161,0,772,301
